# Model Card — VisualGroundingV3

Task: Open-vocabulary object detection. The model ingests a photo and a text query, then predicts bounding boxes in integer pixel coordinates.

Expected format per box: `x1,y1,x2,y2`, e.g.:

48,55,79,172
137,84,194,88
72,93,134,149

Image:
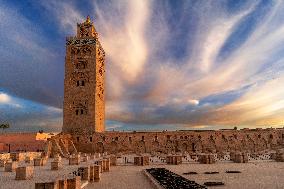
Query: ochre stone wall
0,133,47,152
62,17,105,134
70,129,284,154
0,152,42,161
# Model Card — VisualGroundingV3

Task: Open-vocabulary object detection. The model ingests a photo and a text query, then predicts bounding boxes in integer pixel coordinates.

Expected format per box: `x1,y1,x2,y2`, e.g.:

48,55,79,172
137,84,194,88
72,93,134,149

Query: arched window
75,110,79,115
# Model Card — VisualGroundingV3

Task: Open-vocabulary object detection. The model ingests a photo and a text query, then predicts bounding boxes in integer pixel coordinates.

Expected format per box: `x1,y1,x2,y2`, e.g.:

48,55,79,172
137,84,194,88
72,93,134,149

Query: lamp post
5,143,10,153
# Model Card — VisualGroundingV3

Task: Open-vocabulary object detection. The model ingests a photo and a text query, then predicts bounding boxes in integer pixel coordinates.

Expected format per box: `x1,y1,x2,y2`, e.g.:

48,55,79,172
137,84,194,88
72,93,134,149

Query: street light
5,143,10,153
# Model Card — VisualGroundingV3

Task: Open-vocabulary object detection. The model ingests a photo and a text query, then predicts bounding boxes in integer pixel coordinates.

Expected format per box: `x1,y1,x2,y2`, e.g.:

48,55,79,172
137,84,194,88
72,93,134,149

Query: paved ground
88,161,284,189
0,158,284,189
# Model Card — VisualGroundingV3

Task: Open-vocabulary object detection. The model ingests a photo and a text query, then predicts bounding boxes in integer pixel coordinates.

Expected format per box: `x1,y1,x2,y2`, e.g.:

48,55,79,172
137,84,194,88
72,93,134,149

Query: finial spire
85,15,91,24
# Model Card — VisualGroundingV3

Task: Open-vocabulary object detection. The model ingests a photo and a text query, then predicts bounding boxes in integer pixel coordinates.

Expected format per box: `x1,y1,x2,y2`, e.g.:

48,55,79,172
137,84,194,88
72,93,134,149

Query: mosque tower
62,16,105,134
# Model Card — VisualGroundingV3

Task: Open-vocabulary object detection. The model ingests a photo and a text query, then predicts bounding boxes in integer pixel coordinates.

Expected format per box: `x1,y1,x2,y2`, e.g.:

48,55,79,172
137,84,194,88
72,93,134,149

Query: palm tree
0,123,10,132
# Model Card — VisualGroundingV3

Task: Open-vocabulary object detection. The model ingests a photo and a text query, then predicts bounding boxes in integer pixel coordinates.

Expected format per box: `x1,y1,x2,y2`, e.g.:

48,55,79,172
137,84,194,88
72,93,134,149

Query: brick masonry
62,16,105,135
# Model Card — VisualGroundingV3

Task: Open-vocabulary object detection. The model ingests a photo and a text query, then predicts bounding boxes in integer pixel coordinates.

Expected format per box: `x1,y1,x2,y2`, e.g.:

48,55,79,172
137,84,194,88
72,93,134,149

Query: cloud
91,0,151,104
1,1,284,130
37,0,84,32
0,92,22,108
188,99,199,106
102,0,284,128
0,91,62,131
0,2,64,107
194,2,257,73
0,93,10,103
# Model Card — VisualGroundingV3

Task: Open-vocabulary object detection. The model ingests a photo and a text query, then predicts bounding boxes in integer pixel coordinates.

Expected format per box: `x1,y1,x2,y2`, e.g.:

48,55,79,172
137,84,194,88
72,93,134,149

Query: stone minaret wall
62,16,105,134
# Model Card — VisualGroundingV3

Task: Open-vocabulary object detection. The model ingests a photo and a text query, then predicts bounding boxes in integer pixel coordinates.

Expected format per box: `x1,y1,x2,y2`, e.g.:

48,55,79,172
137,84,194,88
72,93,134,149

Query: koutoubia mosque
49,16,284,157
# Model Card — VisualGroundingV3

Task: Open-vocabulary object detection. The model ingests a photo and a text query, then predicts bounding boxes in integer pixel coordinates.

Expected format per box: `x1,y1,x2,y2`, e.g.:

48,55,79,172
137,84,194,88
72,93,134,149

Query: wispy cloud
38,0,84,32
101,0,284,128
1,0,284,130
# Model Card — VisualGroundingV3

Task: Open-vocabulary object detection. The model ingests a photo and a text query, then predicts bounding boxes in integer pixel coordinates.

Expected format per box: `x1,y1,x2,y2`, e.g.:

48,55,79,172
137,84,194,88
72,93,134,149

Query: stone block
15,166,34,180
35,181,59,189
69,157,80,165
95,160,103,173
58,179,67,189
10,153,24,161
67,176,81,189
166,155,182,165
82,156,89,162
234,153,243,163
233,152,248,163
103,158,110,171
0,159,6,167
198,154,215,164
42,158,47,165
134,156,142,166
5,161,18,172
93,165,101,182
34,158,46,166
276,150,284,162
270,152,277,160
89,166,94,182
78,166,90,181
243,153,249,163
134,156,150,166
110,156,117,166
143,156,150,165
103,152,108,157
25,156,32,163
208,154,216,164
51,161,62,170
90,154,95,160
54,154,62,162
95,153,101,158
230,152,236,161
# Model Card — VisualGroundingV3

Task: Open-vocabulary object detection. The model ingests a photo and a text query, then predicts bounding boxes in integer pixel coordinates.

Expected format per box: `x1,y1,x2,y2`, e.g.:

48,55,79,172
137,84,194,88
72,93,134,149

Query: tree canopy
0,123,10,130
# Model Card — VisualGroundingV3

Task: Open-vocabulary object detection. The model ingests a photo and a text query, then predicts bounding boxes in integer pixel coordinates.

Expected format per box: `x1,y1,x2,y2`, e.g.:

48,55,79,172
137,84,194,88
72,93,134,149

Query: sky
0,0,284,132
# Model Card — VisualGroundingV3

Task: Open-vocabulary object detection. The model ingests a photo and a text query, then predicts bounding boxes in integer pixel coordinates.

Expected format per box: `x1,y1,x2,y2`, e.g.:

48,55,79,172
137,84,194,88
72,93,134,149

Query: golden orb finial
85,15,91,24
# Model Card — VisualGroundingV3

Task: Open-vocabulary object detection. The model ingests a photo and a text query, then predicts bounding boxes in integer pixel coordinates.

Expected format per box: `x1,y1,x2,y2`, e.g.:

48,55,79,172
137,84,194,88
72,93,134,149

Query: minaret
62,16,105,134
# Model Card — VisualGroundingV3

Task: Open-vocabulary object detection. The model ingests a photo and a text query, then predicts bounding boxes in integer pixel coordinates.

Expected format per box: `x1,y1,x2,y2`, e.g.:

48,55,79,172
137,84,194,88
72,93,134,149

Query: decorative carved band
71,72,90,83
66,38,96,46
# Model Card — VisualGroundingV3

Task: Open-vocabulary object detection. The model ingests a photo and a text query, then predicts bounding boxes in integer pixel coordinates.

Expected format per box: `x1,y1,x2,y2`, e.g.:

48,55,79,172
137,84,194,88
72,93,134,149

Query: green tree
0,123,10,132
